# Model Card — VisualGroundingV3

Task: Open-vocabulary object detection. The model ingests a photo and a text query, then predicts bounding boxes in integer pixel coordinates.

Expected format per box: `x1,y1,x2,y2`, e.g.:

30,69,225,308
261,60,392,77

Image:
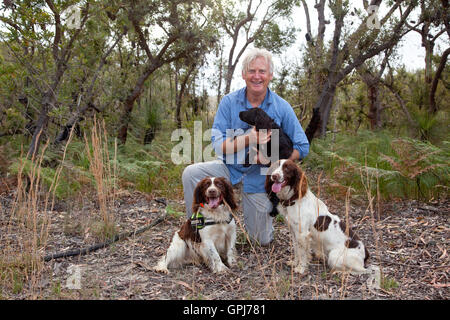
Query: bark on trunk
367,85,382,130
27,91,53,158
117,66,156,144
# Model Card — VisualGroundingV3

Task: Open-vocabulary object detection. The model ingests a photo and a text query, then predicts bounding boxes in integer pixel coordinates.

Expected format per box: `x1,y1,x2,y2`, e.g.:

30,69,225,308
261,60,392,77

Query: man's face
242,57,273,97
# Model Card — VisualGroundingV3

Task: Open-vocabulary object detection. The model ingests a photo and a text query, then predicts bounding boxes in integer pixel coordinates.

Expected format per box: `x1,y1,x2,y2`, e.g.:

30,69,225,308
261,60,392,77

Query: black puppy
239,108,294,216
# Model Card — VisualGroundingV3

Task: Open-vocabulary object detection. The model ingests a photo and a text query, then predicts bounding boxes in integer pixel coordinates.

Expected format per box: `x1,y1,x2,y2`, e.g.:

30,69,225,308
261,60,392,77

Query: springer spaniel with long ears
239,107,294,216
154,177,238,274
265,160,370,274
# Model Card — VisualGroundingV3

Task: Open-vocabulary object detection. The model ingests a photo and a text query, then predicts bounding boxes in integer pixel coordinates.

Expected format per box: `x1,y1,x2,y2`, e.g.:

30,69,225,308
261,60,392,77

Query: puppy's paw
269,208,279,217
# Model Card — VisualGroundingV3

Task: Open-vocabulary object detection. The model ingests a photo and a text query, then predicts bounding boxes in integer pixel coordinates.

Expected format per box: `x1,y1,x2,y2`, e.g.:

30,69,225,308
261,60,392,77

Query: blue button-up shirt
211,87,309,193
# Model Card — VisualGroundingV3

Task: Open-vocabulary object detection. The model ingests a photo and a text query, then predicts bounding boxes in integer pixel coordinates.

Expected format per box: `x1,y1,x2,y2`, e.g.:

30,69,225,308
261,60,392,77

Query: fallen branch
43,216,165,262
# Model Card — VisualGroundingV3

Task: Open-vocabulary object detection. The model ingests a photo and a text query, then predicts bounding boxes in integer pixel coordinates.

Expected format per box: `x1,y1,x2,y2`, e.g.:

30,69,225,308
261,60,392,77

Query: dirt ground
0,180,448,300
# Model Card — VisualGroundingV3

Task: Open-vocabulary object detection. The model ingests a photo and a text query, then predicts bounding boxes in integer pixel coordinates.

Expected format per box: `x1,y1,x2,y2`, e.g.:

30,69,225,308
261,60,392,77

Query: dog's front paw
226,255,236,268
213,263,230,274
153,262,169,274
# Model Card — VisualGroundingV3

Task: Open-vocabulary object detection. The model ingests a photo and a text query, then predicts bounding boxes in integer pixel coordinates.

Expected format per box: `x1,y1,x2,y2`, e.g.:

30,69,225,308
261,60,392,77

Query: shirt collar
239,87,274,109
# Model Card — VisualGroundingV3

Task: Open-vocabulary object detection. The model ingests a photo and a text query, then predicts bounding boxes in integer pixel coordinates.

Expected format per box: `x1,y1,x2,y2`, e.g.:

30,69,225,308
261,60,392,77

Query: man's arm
288,148,300,162
221,127,271,155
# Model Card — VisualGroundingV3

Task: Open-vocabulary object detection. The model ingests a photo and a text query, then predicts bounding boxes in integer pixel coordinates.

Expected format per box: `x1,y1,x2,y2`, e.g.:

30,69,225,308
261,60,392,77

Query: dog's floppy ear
254,109,266,130
239,110,255,126
284,160,307,199
216,177,238,211
192,177,208,214
264,161,279,194
265,174,273,194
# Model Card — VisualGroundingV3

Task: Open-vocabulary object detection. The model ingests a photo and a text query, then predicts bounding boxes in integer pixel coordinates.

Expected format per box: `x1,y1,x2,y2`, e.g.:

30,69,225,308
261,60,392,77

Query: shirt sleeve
280,103,310,160
211,96,231,157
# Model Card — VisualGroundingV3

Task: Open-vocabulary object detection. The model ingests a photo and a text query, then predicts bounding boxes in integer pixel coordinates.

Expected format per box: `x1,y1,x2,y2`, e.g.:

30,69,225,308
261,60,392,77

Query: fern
305,130,449,201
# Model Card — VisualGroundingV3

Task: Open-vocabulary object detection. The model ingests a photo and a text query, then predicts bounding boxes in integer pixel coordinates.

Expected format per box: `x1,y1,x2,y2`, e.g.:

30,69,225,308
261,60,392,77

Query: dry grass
0,119,119,297
0,128,447,300
83,117,118,241
0,128,75,298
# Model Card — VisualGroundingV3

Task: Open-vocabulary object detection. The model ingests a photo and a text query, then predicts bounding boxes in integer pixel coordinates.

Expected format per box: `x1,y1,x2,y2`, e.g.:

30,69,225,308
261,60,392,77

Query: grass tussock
1,128,75,297
83,117,118,241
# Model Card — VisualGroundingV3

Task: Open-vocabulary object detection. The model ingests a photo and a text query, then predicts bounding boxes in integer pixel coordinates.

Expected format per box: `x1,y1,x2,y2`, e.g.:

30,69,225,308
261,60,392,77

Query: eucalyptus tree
356,48,393,130
214,0,299,96
116,0,217,144
300,0,417,141
0,1,125,156
406,0,449,114
0,0,97,157
53,2,128,145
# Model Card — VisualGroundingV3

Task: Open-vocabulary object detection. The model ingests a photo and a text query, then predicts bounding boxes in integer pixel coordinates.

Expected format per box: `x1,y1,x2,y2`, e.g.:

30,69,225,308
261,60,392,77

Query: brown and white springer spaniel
154,177,238,273
265,160,370,274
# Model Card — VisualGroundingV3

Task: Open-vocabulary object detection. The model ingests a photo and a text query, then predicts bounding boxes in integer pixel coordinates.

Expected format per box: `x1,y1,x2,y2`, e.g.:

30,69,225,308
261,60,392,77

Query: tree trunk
224,63,237,95
175,64,196,128
27,91,53,158
305,79,337,142
175,67,181,128
217,43,224,106
429,47,450,114
117,65,156,144
367,84,382,130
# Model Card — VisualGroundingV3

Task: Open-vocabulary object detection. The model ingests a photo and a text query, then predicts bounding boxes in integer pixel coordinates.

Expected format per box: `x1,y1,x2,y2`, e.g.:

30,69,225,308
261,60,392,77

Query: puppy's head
192,177,237,213
265,159,307,199
239,108,273,130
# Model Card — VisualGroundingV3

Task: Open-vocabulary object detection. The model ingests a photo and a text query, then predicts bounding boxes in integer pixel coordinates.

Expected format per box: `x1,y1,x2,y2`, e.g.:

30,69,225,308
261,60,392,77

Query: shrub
304,130,449,201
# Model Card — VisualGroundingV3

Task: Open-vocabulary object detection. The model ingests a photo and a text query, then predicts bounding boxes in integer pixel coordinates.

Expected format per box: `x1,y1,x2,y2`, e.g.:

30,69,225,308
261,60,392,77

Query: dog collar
190,206,233,230
280,196,298,207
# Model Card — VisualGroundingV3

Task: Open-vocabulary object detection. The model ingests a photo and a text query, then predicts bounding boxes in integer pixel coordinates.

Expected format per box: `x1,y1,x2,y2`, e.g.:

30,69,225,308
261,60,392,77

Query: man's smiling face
242,56,273,98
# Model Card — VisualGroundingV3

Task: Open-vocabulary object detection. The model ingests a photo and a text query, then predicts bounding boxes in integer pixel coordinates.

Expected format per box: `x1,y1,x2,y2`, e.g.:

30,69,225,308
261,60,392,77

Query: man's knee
182,163,204,185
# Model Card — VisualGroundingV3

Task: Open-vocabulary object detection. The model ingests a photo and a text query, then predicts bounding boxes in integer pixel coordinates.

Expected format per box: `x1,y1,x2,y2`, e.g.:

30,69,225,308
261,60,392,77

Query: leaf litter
0,185,448,300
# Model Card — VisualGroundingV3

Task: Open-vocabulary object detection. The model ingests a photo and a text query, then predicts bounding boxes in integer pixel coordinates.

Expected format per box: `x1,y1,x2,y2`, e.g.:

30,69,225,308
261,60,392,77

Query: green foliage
304,130,449,201
8,154,82,199
380,275,399,291
165,204,185,219
254,22,298,55
411,108,438,141
2,108,26,135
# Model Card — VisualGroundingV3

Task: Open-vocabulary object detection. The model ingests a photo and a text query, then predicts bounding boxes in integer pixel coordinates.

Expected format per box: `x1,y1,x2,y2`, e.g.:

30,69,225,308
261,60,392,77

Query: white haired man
182,48,309,246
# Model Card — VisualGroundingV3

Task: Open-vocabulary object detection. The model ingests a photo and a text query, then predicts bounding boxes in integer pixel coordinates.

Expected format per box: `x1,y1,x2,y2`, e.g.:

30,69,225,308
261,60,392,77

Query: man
182,48,309,245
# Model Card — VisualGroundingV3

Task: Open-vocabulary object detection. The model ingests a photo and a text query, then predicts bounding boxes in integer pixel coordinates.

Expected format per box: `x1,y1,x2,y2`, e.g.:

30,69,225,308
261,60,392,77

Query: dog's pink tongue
208,197,220,209
272,182,283,193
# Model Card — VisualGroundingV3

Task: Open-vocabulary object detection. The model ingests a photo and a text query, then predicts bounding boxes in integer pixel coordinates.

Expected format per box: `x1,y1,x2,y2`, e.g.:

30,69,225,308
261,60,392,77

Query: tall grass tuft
83,117,118,240
1,128,75,298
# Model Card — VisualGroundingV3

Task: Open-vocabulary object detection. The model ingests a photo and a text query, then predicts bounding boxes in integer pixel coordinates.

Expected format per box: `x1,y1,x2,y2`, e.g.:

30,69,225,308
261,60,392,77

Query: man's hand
248,127,271,145
221,127,272,155
250,146,271,165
